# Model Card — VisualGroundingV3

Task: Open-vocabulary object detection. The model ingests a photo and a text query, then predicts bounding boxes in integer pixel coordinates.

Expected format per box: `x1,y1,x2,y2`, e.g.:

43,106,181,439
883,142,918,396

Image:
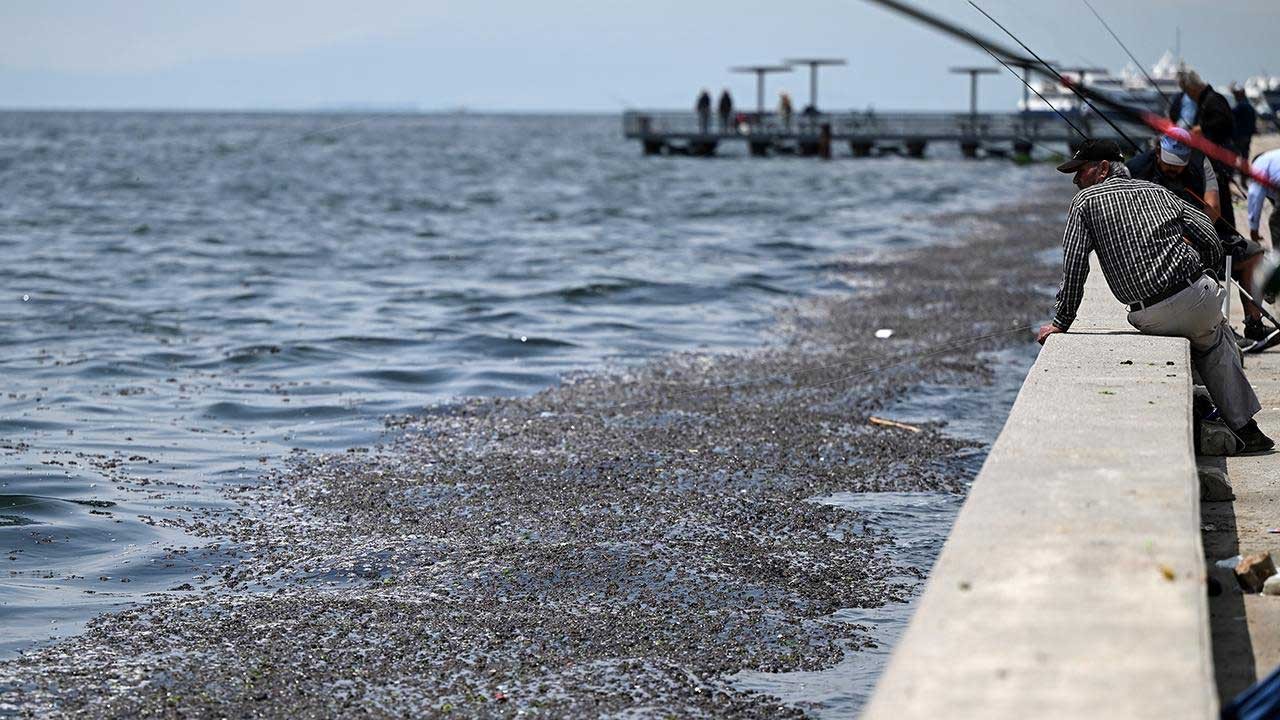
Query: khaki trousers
1128,275,1261,429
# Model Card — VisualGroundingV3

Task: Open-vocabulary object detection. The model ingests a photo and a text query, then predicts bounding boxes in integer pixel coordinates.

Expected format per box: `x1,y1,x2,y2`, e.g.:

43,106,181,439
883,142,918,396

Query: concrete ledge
863,260,1217,718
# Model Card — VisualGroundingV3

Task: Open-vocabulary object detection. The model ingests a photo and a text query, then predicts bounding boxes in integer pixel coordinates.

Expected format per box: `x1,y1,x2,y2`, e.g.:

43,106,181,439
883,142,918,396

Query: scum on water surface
0,198,1066,718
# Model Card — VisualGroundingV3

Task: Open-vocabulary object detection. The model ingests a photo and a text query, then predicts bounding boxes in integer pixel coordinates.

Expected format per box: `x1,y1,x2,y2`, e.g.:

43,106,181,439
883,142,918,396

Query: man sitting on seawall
1127,127,1269,344
1037,140,1274,453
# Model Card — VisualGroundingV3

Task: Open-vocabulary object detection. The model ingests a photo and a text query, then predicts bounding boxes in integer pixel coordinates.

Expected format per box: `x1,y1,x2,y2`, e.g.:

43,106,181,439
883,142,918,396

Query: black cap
1056,139,1124,173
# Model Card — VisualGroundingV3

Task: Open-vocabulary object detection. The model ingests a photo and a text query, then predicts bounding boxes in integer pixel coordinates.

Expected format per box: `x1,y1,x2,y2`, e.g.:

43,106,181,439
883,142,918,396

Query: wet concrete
0,200,1066,718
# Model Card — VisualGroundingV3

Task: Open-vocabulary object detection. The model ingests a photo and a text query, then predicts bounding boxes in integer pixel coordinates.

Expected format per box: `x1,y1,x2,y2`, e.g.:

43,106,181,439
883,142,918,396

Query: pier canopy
949,66,998,117
782,58,847,111
730,65,794,116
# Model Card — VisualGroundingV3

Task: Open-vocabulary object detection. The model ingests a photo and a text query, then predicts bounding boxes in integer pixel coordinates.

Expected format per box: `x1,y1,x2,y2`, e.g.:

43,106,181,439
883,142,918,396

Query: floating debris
868,417,923,433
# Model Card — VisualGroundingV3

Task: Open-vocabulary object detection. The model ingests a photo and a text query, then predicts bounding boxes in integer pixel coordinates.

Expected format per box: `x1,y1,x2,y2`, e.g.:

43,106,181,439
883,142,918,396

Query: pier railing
623,109,1151,153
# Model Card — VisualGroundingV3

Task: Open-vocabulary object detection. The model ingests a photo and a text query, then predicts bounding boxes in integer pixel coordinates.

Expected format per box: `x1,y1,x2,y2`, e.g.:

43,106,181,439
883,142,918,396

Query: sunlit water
0,112,1055,659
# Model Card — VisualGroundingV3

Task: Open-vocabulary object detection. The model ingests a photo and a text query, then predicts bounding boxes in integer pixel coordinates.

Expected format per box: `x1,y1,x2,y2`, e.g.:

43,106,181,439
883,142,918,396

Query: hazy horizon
2,1,1276,113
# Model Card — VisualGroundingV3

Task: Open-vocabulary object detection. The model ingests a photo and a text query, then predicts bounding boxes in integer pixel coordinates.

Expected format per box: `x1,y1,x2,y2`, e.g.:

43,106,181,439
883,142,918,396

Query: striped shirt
1052,171,1221,330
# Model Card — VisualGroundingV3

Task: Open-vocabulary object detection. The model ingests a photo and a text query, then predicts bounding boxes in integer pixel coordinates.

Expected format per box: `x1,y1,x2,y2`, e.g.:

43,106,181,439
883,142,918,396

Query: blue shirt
1177,93,1199,129
1247,149,1280,231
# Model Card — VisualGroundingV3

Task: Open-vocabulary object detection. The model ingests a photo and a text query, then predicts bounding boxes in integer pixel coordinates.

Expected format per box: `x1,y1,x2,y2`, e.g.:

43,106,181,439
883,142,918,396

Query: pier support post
850,141,873,158
905,139,928,159
1013,140,1034,161
689,140,718,158
643,140,665,156
960,140,980,158
749,140,771,157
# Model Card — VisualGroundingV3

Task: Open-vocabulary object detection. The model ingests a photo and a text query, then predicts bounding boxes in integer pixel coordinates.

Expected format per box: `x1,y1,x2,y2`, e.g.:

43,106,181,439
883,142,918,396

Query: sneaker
1234,420,1276,454
1245,318,1269,342
1234,327,1255,350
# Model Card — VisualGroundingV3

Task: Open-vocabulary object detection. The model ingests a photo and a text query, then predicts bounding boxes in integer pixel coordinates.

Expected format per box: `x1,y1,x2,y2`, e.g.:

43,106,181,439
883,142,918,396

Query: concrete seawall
863,259,1218,718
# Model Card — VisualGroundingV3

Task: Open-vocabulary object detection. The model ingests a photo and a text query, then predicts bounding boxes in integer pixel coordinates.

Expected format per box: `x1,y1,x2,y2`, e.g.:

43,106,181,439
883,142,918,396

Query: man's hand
1254,229,1264,242
1037,323,1065,345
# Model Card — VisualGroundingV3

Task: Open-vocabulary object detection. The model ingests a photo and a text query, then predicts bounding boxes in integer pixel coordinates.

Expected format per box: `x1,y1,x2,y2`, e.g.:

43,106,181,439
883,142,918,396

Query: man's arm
1200,156,1222,221
1180,197,1223,270
1248,179,1267,239
1050,201,1093,332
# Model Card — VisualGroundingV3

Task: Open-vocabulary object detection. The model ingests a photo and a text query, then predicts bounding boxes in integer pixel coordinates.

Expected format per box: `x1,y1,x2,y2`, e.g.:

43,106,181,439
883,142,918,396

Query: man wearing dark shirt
1178,69,1237,232
1038,140,1272,452
1232,84,1258,178
1127,128,1268,340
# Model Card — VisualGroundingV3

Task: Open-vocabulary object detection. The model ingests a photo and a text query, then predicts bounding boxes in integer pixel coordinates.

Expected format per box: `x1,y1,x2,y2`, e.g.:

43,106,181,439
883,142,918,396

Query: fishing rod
966,2,1277,191
858,0,1279,191
861,0,1137,149
1079,0,1172,111
967,31,1087,140
968,2,1143,154
1052,81,1277,191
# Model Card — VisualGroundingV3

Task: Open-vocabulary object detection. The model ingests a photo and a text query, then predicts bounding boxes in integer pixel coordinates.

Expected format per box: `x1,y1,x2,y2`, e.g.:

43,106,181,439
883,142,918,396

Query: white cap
1159,146,1189,167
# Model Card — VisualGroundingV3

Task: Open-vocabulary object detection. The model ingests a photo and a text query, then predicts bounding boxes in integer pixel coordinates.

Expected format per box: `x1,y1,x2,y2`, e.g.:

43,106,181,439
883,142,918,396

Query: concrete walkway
1202,344,1280,702
1202,133,1280,704
864,259,1217,719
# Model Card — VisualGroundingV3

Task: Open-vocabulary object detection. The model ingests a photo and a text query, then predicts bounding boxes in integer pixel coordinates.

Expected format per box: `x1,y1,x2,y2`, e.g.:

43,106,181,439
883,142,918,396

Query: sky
0,0,1276,112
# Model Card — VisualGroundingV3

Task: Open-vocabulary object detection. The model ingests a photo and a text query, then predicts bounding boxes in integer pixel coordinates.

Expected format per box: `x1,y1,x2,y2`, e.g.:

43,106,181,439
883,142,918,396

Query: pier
623,109,1152,158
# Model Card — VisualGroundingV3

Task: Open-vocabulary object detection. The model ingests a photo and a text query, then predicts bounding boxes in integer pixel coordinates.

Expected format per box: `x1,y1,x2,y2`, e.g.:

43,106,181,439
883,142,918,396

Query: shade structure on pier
730,65,794,116
782,58,847,111
949,66,998,117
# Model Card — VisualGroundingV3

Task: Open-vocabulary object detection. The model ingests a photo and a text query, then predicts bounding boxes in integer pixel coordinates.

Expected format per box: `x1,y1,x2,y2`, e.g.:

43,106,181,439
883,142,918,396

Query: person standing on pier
718,89,734,134
1037,140,1273,453
1232,84,1258,180
1178,69,1238,234
695,89,712,134
778,91,793,131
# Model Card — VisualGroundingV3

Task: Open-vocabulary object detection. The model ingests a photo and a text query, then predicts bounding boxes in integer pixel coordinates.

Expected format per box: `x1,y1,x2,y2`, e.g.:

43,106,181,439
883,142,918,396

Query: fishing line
1080,0,1173,111
965,30,1087,139
968,1,1144,154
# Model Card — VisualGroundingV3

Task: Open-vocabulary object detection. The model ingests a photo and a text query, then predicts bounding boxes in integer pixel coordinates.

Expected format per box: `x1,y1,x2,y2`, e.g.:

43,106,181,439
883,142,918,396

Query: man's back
1053,173,1220,330
1074,177,1208,296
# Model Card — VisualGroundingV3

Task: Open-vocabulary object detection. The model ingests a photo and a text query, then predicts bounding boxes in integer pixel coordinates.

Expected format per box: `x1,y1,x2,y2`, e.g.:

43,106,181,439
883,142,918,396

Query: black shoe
1234,420,1275,454
1235,327,1255,349
1245,318,1269,342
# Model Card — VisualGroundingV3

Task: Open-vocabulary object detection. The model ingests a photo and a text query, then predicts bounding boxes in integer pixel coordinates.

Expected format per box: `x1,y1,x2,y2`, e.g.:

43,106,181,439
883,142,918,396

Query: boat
1017,51,1181,118
1243,75,1280,129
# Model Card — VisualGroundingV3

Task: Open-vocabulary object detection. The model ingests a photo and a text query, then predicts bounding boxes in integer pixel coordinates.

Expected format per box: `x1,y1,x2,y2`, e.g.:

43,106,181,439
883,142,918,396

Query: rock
1198,466,1235,501
1235,553,1278,593
1264,574,1280,596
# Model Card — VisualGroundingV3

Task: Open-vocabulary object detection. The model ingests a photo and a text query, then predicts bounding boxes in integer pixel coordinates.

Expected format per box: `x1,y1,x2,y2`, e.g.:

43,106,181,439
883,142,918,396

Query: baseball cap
1159,128,1192,167
1056,139,1125,173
